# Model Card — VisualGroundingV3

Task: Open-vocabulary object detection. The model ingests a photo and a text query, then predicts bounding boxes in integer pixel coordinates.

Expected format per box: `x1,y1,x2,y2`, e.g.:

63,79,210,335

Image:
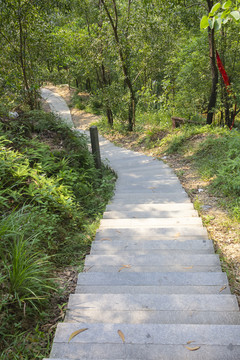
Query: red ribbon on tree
216,50,236,130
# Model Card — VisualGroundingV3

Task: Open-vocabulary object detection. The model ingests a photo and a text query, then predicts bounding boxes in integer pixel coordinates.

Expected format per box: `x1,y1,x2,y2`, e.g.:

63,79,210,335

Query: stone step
99,217,203,228
75,284,230,294
111,193,189,203
84,265,221,272
110,199,190,205
114,186,185,193
85,254,220,267
106,203,195,212
103,210,198,218
77,272,228,287
109,157,156,165
91,239,214,252
49,323,240,359
95,227,208,239
116,175,179,183
67,293,239,313
116,175,179,182
113,167,174,176
65,308,240,325
90,248,214,256
109,159,167,167
113,167,174,175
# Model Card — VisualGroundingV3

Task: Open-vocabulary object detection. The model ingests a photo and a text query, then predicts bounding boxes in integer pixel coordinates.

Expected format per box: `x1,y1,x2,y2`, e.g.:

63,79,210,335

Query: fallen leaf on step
187,340,195,344
116,230,121,233
83,266,94,272
183,266,193,269
185,346,200,351
100,238,112,241
118,264,131,272
68,328,88,342
174,232,180,238
118,329,125,343
219,285,227,293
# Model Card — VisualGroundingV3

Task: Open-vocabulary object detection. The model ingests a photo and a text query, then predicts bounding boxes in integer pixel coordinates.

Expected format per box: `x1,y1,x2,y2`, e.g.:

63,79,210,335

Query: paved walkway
41,88,74,128
42,89,240,360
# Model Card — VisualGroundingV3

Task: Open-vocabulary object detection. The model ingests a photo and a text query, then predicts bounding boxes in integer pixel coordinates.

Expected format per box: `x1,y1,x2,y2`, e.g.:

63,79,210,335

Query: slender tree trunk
101,64,114,126
100,0,136,131
206,26,218,124
206,0,218,125
18,11,34,109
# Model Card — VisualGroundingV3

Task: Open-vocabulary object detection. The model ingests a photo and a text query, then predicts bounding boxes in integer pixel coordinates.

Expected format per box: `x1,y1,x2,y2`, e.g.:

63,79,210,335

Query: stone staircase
44,136,240,360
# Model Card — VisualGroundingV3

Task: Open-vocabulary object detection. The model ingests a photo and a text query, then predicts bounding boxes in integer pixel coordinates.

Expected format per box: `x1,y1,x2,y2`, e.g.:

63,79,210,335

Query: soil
41,84,240,306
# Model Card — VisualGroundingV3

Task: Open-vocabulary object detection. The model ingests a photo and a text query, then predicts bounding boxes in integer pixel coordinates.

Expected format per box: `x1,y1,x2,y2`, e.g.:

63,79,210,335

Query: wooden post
90,126,101,170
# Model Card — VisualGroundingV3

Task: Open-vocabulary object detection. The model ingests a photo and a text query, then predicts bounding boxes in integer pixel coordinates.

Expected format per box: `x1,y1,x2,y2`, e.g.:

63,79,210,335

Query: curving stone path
42,89,240,360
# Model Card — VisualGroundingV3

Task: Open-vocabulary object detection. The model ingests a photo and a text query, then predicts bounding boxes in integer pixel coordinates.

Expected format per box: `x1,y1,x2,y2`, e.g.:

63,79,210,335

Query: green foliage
162,125,240,220
200,0,240,30
0,110,116,359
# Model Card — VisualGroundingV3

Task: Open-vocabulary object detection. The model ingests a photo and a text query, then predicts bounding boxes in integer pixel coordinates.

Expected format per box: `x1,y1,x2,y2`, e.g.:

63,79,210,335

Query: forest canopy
1,0,240,129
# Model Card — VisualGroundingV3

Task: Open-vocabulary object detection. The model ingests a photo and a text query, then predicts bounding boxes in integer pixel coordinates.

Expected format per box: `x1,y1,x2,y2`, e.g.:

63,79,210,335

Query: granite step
77,272,228,287
65,308,240,325
103,209,198,218
67,293,239,312
84,254,220,267
95,227,209,239
75,284,230,295
83,265,221,272
99,217,203,228
91,239,214,252
111,192,190,203
105,203,196,211
48,323,240,360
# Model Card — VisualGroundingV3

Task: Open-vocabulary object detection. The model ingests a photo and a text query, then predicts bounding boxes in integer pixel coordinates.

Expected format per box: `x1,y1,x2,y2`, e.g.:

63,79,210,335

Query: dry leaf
68,328,88,342
116,230,121,233
118,329,125,343
185,346,200,351
100,238,112,241
84,265,94,272
174,232,180,238
183,266,193,269
118,264,131,272
219,285,227,293
187,340,195,344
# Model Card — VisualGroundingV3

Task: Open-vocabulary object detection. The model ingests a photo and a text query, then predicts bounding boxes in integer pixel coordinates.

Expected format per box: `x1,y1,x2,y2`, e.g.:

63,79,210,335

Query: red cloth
216,51,230,88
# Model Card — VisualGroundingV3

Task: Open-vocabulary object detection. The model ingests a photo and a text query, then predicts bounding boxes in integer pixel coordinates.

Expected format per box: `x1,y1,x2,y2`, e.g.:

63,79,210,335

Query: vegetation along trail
1,1,240,358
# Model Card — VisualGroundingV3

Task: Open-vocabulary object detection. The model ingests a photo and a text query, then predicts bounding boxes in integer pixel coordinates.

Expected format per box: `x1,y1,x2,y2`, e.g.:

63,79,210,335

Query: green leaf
210,3,221,15
222,0,232,10
221,9,231,18
230,10,240,20
200,15,209,29
208,18,214,29
214,17,222,30
222,17,230,24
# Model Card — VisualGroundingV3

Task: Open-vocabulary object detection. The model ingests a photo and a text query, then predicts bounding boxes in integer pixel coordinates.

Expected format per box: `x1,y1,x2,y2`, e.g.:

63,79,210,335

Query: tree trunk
206,26,218,124
100,0,136,131
206,0,218,125
18,12,34,109
101,64,114,127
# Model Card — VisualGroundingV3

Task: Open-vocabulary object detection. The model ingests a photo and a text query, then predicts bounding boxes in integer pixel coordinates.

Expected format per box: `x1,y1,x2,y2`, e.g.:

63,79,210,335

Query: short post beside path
90,125,101,170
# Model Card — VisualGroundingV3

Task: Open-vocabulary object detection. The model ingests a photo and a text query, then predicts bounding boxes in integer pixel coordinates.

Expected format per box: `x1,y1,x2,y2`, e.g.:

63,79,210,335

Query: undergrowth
0,111,116,359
